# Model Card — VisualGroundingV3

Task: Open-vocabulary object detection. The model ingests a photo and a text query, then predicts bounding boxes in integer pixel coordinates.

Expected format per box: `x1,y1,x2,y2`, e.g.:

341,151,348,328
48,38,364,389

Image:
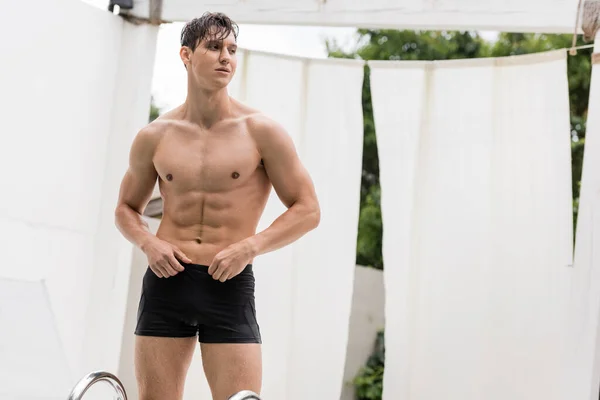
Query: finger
219,271,232,283
169,254,185,272
212,265,226,281
208,259,219,276
226,270,238,280
218,269,229,282
159,260,178,277
160,257,178,276
173,247,193,264
151,265,165,278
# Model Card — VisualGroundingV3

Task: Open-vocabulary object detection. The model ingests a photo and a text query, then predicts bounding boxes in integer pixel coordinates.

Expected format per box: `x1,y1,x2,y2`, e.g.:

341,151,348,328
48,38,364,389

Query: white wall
0,0,158,397
81,20,159,376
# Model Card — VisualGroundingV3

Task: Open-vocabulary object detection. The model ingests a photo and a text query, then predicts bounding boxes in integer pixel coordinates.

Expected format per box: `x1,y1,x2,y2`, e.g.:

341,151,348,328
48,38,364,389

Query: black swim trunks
135,261,261,344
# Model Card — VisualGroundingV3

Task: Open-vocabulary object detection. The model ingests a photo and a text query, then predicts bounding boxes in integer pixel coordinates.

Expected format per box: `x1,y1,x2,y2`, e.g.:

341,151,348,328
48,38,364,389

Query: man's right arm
114,125,160,250
114,125,191,278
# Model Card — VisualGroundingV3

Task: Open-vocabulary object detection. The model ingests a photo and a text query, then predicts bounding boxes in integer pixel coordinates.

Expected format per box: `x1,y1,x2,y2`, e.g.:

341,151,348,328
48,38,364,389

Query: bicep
260,126,316,208
116,130,159,214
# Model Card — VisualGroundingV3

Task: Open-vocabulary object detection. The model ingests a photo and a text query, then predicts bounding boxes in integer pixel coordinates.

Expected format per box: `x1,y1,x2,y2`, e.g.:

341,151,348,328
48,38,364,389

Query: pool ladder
67,370,261,400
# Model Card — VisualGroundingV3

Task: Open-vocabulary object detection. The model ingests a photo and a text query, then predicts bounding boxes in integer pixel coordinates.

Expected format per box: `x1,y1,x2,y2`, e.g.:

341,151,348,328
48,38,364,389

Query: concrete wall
0,0,122,396
341,266,386,400
0,0,158,397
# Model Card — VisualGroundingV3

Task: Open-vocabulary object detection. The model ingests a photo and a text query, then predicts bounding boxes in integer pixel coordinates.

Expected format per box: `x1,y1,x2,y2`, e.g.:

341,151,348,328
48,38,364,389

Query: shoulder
245,113,292,149
131,106,186,152
228,98,295,153
241,113,301,164
229,98,288,142
131,121,165,151
129,116,178,164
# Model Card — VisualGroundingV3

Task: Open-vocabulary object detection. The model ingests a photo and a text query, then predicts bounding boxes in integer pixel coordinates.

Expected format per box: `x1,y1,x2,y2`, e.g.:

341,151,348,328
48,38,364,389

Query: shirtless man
114,12,320,400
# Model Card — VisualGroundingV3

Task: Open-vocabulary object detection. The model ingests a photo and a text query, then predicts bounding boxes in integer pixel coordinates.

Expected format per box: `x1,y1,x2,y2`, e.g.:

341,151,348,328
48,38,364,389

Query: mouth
215,68,230,73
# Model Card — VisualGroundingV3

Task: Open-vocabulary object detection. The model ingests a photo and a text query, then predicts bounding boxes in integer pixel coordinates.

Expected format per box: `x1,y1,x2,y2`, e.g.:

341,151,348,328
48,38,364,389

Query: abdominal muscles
154,170,271,266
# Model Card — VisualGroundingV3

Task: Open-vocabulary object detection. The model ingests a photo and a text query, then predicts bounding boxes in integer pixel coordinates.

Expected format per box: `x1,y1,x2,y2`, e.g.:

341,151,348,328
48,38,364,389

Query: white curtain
181,49,365,400
562,37,600,400
236,49,365,400
287,57,364,400
370,50,573,400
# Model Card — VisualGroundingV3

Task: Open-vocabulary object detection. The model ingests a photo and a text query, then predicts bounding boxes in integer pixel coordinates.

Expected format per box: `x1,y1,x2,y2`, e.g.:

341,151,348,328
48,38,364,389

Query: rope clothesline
566,43,599,64
571,0,585,55
239,42,597,65
565,43,594,56
569,43,596,52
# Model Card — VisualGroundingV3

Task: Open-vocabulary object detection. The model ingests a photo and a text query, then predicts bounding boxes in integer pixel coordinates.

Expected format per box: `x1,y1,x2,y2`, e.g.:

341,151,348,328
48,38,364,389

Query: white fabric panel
371,50,573,400
288,58,364,400
229,50,364,399
229,50,305,400
563,33,600,400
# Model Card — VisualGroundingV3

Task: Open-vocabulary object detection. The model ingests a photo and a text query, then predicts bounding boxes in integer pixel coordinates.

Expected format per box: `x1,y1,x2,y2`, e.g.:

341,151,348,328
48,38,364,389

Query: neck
183,85,232,128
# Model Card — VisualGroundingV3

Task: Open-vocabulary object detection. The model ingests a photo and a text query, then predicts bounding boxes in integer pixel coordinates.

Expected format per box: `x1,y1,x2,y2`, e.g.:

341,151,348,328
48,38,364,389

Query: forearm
114,204,156,251
245,201,320,257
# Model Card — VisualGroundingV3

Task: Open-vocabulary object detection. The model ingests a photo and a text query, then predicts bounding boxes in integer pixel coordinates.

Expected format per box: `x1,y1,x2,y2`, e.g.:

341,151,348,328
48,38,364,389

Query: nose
220,49,231,64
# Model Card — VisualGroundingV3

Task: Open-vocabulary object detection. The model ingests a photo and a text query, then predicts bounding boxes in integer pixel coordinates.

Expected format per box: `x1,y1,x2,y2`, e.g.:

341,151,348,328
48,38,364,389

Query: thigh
134,336,197,400
200,343,262,400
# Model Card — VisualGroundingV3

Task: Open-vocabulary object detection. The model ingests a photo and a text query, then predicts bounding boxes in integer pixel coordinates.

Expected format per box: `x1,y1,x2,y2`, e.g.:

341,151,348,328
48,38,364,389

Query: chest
153,130,262,192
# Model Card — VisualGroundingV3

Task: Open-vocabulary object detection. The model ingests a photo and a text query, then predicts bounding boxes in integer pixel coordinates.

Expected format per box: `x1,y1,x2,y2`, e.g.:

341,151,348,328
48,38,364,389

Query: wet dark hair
180,12,239,51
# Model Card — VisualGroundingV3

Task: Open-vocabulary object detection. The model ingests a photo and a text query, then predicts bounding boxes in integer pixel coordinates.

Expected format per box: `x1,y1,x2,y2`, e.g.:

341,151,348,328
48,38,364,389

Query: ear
179,46,192,69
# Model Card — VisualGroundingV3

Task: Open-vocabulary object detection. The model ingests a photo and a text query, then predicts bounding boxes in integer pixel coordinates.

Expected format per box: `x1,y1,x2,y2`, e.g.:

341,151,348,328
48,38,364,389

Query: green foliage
149,96,160,122
354,365,384,399
357,184,383,269
353,330,385,400
327,31,592,270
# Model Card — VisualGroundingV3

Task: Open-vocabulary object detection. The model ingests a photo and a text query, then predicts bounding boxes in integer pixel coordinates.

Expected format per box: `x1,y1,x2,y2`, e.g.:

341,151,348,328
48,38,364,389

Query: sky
81,0,497,111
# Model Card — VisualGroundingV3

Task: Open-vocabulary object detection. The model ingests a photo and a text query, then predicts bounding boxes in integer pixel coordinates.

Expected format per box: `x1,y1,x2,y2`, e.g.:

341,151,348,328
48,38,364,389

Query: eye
230,48,237,54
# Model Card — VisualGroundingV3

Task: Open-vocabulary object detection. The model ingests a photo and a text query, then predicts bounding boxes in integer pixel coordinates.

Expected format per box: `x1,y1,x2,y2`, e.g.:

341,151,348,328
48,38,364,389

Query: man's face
181,29,238,90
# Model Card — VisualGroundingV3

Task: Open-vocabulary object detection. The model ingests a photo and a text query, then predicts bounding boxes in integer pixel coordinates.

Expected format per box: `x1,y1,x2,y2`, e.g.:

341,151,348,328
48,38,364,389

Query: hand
208,240,255,282
142,237,193,278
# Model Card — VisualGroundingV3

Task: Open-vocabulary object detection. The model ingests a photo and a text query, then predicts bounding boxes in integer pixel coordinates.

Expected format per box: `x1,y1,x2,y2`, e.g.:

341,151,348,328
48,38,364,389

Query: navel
195,237,202,244
166,173,173,181
231,171,240,179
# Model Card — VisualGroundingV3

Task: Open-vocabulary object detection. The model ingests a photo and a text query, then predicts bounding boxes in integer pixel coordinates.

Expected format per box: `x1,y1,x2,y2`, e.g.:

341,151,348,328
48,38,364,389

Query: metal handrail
67,371,127,400
228,390,261,400
67,370,260,400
